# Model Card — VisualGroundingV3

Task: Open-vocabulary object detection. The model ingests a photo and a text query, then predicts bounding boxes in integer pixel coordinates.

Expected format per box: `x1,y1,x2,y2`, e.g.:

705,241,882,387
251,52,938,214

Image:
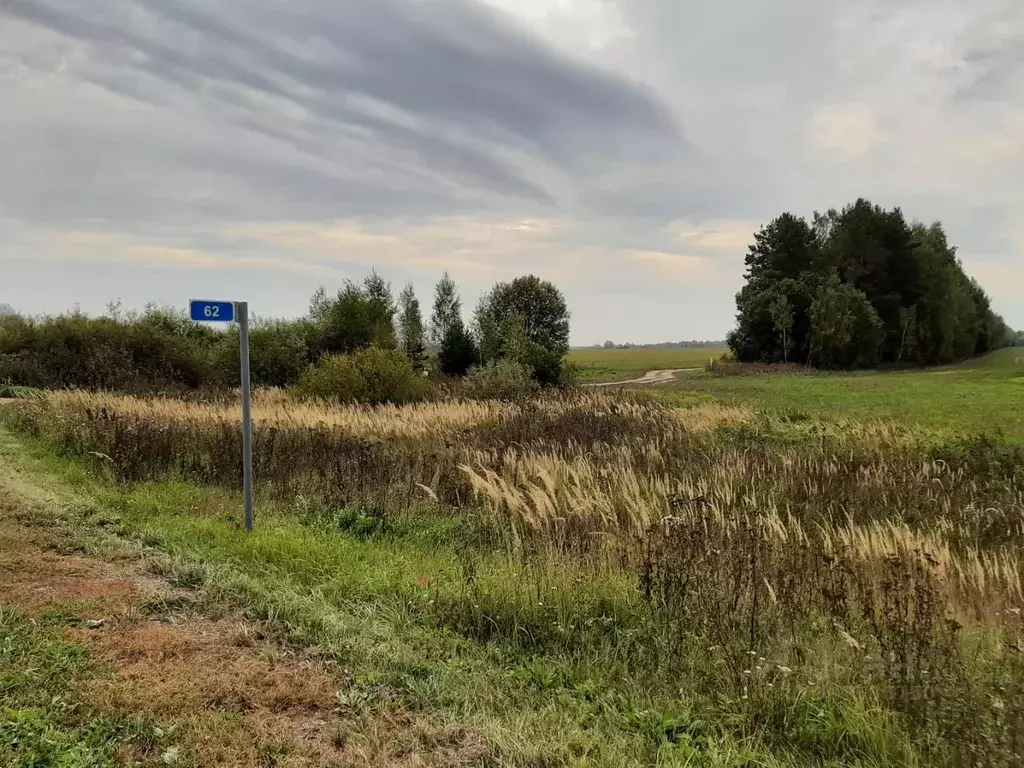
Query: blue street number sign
190,300,235,323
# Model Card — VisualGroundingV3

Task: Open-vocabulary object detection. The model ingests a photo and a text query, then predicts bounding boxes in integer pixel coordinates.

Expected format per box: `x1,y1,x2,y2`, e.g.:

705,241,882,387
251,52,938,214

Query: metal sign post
189,299,254,532
236,302,254,532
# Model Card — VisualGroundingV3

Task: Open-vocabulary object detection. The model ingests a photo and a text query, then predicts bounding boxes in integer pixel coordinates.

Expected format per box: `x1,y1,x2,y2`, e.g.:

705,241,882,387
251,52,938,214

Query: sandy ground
585,368,700,388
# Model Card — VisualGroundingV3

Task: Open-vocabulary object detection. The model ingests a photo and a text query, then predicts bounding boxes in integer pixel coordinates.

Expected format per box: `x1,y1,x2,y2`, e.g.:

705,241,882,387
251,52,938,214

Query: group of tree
0,272,572,393
728,199,1013,369
308,272,571,385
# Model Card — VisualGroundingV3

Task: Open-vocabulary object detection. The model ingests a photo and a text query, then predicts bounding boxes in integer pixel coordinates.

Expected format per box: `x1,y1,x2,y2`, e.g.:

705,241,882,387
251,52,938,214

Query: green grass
569,348,725,383
0,428,920,768
0,381,41,399
0,608,169,767
656,349,1024,441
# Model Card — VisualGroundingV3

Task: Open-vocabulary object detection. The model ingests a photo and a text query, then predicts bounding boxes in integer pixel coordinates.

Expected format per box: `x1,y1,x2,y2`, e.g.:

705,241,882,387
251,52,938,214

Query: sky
1,0,1021,344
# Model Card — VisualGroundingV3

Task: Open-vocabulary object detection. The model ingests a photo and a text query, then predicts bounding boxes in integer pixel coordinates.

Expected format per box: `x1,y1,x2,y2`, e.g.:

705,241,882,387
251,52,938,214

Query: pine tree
438,317,479,377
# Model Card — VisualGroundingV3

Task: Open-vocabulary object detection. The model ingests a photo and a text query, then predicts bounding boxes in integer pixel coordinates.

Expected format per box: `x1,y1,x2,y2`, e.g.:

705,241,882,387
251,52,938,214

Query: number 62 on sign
189,300,235,323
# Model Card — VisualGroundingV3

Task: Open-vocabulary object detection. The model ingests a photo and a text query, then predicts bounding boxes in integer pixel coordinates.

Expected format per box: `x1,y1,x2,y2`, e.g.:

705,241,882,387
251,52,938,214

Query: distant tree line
728,199,1013,369
0,273,571,394
591,340,726,350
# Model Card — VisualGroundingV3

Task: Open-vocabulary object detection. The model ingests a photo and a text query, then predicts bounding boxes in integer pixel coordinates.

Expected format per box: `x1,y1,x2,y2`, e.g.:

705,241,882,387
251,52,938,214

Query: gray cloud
1,0,1021,340
1,0,690,225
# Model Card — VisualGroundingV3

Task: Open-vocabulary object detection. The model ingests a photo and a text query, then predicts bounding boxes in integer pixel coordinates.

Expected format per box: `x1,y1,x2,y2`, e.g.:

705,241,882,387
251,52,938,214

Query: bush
462,360,540,401
355,347,429,405
0,310,214,391
211,321,309,388
293,355,366,402
293,348,428,405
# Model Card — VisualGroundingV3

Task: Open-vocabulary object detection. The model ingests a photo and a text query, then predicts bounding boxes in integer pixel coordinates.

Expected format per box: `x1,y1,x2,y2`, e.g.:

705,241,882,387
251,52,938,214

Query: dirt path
585,367,701,388
0,455,477,767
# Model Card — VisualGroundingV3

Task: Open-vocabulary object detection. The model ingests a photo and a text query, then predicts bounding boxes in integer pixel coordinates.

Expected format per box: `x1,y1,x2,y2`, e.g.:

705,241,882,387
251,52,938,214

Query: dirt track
585,368,700,388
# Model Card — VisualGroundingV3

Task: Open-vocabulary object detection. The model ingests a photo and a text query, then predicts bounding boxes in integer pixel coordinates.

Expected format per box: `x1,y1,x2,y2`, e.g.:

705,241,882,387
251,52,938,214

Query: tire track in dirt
585,367,701,388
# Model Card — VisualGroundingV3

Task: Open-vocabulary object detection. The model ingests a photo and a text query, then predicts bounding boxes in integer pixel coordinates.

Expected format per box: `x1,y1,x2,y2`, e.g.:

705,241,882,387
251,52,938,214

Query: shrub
211,321,309,388
293,355,366,403
293,348,428,405
462,360,540,401
354,347,429,405
0,310,214,391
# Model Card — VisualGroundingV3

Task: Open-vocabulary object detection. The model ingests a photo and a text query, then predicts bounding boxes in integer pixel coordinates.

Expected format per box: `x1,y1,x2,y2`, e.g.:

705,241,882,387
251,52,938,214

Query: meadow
657,348,1024,441
568,347,727,382
2,362,1023,766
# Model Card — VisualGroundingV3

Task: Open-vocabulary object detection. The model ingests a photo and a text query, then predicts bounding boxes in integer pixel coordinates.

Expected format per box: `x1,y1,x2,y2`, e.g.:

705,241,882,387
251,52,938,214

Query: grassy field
2,376,1023,766
568,347,726,382
655,348,1024,440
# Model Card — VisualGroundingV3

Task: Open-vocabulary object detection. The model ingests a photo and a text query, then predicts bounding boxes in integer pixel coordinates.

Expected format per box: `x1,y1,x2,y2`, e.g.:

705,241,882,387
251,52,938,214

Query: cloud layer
2,0,1021,341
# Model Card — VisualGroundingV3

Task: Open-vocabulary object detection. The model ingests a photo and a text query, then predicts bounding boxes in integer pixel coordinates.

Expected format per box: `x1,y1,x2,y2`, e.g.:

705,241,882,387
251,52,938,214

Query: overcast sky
2,0,1021,343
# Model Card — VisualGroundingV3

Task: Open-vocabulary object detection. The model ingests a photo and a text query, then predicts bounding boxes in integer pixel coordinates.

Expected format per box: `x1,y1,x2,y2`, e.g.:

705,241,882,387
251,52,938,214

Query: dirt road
585,368,700,388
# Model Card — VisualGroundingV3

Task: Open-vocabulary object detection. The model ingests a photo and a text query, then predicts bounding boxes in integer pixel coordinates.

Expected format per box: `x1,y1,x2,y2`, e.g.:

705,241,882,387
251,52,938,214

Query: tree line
0,273,571,393
728,199,1013,369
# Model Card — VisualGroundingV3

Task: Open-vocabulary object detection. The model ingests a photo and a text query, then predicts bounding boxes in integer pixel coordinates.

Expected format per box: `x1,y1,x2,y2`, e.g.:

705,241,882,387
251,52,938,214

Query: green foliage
429,272,461,350
768,290,795,364
810,275,884,369
0,307,216,391
475,275,570,384
729,199,1009,369
0,380,40,399
335,503,390,538
438,318,479,377
211,319,309,388
293,347,428,405
462,360,540,401
397,283,426,370
0,270,577,395
355,347,429,405
293,353,366,402
308,280,397,359
362,271,398,349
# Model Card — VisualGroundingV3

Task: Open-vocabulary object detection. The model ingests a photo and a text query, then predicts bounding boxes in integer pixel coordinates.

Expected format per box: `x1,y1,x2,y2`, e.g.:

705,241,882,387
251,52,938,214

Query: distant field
655,348,1024,440
569,347,726,382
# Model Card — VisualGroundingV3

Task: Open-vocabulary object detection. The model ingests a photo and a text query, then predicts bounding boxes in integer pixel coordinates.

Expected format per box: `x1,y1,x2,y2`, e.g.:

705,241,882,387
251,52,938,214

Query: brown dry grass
34,389,749,441
41,389,516,441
